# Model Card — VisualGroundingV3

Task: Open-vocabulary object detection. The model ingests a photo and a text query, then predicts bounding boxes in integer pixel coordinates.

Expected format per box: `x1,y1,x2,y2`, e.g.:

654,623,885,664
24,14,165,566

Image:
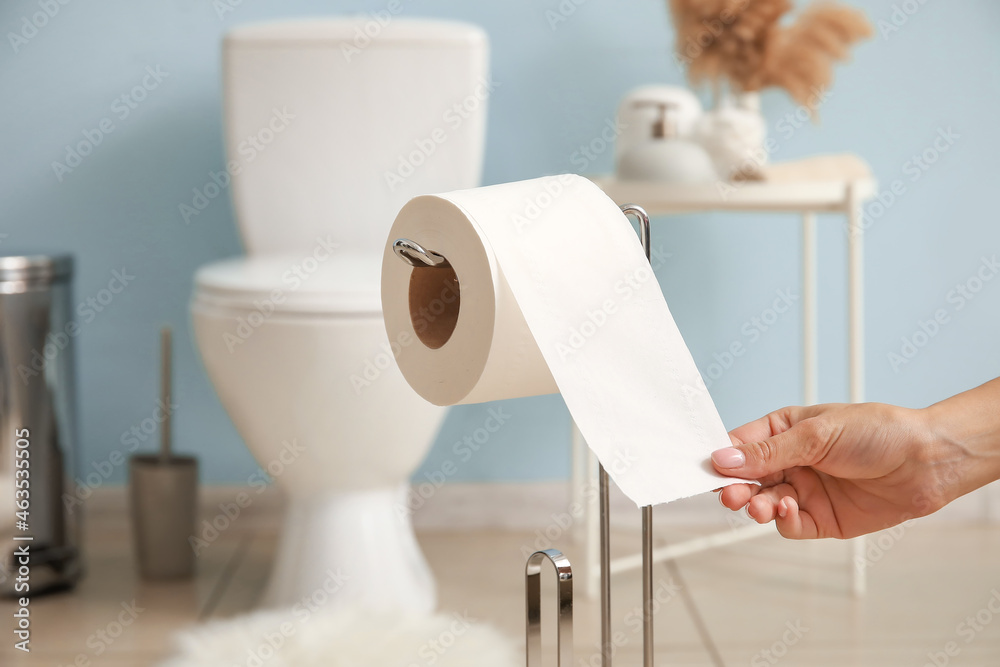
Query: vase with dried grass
669,0,872,180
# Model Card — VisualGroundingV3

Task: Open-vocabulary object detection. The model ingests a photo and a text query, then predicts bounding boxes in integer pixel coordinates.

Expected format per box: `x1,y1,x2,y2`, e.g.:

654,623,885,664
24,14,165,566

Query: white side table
576,160,877,598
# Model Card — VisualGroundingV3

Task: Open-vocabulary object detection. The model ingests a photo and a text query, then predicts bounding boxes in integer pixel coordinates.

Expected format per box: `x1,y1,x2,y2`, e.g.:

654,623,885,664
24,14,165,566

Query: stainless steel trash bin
0,254,82,595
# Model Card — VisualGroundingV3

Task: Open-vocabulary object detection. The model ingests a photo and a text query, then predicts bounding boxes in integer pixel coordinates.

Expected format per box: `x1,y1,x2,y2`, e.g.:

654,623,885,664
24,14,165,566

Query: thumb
712,421,822,479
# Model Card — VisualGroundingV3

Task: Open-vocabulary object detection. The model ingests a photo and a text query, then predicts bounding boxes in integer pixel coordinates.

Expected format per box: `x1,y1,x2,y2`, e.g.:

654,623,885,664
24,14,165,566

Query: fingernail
778,498,788,519
711,447,745,469
717,492,726,508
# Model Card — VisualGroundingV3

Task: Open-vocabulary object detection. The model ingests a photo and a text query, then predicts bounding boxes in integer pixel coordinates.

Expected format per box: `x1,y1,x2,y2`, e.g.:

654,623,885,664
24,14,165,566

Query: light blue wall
2,1,998,485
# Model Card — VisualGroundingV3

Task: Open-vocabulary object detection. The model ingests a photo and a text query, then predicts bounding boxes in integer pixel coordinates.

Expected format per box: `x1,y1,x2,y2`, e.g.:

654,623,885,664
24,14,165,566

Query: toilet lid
194,255,383,315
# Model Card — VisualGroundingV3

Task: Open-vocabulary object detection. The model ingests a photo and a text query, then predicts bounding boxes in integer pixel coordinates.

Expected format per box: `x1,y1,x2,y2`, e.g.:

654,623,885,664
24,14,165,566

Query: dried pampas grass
763,2,872,106
670,0,791,92
670,0,871,108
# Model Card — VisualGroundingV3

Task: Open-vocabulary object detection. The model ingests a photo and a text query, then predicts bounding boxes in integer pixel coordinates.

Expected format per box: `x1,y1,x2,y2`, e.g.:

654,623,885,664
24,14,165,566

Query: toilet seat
193,255,383,316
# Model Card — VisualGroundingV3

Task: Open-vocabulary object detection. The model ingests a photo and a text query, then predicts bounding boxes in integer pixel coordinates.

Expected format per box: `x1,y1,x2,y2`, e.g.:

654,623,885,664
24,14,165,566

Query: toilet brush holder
129,455,198,579
129,326,199,579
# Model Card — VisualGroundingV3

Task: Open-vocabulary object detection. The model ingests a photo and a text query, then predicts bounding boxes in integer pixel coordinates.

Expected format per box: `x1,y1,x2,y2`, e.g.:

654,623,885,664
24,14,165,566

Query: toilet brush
129,327,199,579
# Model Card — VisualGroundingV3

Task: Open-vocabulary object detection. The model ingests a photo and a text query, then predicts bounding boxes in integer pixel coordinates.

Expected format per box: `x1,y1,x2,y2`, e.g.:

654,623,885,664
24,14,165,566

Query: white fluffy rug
160,606,520,667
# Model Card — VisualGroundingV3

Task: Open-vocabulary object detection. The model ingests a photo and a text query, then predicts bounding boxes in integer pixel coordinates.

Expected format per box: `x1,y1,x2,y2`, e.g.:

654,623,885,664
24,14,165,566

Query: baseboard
408,480,1000,531
77,479,1000,531
79,484,286,518
410,480,757,531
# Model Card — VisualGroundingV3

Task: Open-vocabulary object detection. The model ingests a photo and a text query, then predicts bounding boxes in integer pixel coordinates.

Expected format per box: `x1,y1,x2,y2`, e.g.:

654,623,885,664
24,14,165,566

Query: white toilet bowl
191,17,488,611
192,256,445,610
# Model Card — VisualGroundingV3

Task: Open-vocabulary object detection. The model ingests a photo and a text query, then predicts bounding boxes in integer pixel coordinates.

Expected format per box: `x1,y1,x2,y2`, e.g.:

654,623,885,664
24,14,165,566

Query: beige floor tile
676,522,1000,665
205,533,278,619
4,491,999,666
0,496,249,664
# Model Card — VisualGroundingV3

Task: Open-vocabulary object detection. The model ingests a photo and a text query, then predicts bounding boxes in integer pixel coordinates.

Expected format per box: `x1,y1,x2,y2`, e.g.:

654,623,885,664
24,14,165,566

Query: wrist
920,384,1000,501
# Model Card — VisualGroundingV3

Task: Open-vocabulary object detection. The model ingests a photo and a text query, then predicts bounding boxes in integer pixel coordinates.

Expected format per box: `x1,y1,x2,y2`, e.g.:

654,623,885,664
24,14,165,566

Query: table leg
803,212,818,406
847,183,867,597
586,450,601,600
572,421,601,599
847,186,865,407
571,420,587,543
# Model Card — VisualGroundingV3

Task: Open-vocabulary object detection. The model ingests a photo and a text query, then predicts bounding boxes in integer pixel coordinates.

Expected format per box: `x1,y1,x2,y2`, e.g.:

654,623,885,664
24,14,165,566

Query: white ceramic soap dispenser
617,102,717,183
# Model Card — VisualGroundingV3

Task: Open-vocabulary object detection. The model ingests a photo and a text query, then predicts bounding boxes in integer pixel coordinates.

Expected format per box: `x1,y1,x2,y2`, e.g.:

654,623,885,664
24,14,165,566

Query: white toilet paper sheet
381,174,747,507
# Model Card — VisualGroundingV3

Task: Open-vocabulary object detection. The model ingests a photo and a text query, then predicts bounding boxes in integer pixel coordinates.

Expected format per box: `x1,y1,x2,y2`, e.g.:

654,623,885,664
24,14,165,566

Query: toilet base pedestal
259,485,435,612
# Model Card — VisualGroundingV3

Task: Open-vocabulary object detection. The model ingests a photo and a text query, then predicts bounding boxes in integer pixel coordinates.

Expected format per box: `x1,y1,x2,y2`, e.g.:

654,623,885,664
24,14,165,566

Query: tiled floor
2,488,999,666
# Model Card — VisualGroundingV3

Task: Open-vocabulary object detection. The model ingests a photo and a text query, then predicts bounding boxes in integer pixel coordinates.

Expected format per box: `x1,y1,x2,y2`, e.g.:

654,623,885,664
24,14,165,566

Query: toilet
190,18,489,611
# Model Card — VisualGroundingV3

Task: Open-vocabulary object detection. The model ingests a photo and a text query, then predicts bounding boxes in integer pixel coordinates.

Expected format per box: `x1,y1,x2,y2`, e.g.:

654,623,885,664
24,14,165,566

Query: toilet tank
223,18,489,256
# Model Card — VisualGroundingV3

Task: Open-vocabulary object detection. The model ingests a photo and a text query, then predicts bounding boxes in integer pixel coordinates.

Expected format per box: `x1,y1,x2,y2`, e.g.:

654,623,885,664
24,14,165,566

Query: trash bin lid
0,254,73,286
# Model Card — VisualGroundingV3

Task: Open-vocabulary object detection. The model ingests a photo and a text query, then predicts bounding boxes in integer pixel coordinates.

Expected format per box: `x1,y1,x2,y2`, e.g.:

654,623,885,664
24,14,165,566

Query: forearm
922,377,1000,501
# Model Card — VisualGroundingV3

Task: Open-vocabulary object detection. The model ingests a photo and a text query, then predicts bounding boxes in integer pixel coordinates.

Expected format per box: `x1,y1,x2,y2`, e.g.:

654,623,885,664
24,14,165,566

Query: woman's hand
711,388,1000,539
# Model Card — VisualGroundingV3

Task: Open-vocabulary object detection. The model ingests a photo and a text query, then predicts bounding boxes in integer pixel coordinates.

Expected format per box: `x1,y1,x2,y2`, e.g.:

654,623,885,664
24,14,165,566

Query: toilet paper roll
382,174,745,506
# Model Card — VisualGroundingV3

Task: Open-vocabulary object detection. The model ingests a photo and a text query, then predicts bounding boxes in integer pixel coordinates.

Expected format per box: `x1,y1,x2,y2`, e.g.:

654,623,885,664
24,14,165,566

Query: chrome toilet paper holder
393,238,452,269
393,204,656,667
